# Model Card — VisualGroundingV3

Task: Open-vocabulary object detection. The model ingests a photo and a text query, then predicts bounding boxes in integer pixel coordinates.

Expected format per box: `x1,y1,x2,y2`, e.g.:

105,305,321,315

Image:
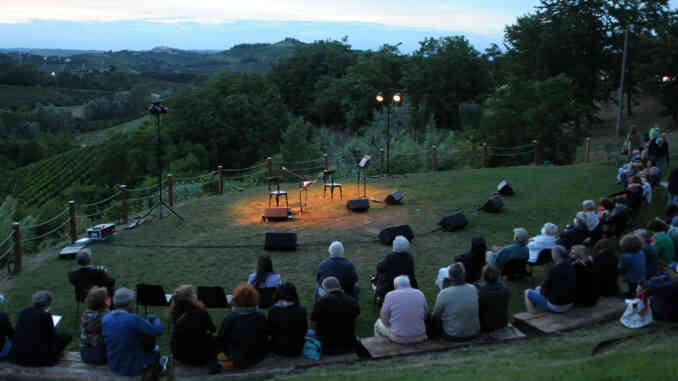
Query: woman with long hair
268,282,307,356
248,256,282,289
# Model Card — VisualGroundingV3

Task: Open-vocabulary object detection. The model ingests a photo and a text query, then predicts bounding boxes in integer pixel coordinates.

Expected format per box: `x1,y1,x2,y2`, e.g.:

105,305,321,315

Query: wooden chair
267,176,288,208
323,170,342,200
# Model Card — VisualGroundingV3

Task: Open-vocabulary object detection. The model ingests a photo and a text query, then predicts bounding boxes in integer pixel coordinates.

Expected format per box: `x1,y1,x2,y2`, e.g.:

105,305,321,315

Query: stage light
393,93,401,103
376,92,384,103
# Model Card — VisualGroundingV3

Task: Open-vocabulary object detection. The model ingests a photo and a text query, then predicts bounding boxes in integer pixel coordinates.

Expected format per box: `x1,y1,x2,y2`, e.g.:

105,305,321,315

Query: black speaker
384,192,404,205
479,195,504,213
379,225,415,245
439,212,468,232
264,232,297,251
347,199,370,212
497,180,514,196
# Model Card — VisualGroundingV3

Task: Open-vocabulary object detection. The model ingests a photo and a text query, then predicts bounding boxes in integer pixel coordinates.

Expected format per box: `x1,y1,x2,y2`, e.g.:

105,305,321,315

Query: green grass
0,160,671,378
0,84,111,109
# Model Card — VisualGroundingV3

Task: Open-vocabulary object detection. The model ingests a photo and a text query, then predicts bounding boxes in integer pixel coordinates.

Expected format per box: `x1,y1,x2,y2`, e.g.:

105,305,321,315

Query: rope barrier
24,208,69,230
489,143,536,151
220,162,268,172
174,171,218,182
21,218,70,243
81,191,122,208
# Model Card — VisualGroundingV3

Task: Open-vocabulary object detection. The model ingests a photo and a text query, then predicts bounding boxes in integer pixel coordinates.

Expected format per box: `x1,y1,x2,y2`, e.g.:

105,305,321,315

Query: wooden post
167,173,174,207
482,143,488,168
12,222,22,274
68,201,76,244
267,157,272,178
323,153,328,171
120,185,128,226
585,137,591,163
533,140,539,166
431,145,438,171
380,149,385,176
218,165,224,195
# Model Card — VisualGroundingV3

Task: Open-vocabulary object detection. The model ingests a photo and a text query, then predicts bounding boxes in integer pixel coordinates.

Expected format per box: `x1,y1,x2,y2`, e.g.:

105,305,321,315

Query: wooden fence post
585,137,591,162
120,185,128,226
533,140,539,166
218,165,224,195
69,201,76,244
12,222,22,274
431,145,438,171
323,153,328,171
380,149,385,176
482,143,488,168
267,157,272,179
167,174,174,207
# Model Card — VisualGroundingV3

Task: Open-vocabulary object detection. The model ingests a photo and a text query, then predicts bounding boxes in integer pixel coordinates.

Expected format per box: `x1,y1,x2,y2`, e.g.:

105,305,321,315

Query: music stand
136,284,169,316
197,286,229,308
357,155,371,198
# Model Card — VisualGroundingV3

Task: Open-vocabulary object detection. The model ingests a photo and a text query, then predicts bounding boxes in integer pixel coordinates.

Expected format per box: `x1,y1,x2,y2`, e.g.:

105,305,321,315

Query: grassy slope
73,115,150,146
0,84,111,109
0,160,670,364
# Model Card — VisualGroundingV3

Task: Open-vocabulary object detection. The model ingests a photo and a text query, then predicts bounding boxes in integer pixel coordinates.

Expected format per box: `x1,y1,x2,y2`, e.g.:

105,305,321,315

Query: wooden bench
0,351,360,381
360,324,526,359
513,297,625,334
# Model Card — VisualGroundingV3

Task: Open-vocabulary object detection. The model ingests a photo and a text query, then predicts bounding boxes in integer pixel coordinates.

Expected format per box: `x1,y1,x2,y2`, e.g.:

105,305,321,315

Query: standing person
13,291,72,366
375,236,418,301
217,284,268,369
268,282,308,357
431,263,480,341
477,264,510,333
310,277,360,355
374,275,428,344
648,135,670,178
316,241,359,298
524,246,577,314
169,285,222,375
618,234,647,298
102,288,165,378
80,287,111,365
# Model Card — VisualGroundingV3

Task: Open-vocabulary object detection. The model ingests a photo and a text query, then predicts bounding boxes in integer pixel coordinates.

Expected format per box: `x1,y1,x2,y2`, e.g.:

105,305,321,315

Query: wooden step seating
360,324,526,359
513,297,625,334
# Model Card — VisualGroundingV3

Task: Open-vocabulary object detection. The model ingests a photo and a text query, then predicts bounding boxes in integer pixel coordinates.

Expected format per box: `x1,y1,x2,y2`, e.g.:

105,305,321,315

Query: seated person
248,255,282,289
80,287,111,365
600,198,631,237
217,284,268,369
310,277,360,355
527,223,558,264
639,173,653,203
486,227,529,271
102,288,165,377
648,218,675,267
268,282,308,357
170,285,222,375
644,274,678,322
13,291,73,366
648,166,660,187
436,237,486,289
431,263,480,341
669,216,678,271
68,249,115,303
597,198,614,220
634,229,659,279
592,239,619,297
316,241,359,298
581,200,600,233
618,234,647,298
478,264,510,333
524,245,576,314
557,213,589,250
626,177,644,211
374,275,428,344
570,245,599,307
375,236,418,301
0,308,14,360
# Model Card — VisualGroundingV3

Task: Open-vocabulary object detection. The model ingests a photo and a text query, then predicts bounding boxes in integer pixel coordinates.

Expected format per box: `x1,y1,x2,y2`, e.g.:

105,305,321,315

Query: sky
1,0,677,52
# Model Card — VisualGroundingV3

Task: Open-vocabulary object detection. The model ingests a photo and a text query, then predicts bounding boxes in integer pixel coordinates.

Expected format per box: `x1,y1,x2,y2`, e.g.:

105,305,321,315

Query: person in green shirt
649,218,675,266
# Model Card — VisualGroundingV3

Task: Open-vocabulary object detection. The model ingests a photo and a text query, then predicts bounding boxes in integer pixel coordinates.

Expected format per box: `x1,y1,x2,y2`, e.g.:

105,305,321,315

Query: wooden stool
323,170,342,200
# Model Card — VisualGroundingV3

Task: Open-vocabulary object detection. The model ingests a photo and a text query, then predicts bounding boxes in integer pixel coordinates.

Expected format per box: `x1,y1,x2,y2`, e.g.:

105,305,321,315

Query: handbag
620,297,653,329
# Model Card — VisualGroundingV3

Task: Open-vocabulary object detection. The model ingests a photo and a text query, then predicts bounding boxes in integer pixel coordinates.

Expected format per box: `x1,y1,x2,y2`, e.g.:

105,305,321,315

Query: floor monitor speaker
384,192,404,205
439,212,468,232
347,199,370,212
264,232,297,251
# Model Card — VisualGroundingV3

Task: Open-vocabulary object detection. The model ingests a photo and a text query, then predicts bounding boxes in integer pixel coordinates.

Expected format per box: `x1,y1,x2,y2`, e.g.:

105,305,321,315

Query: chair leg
323,185,327,199
268,194,272,207
339,186,342,200
285,194,288,209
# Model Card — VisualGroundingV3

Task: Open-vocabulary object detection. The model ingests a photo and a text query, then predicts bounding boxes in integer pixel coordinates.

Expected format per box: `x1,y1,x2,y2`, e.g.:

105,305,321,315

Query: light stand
141,102,184,222
376,91,402,175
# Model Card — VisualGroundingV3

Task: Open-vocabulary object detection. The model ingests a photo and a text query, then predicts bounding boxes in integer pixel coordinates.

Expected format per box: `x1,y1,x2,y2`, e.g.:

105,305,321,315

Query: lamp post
376,91,402,174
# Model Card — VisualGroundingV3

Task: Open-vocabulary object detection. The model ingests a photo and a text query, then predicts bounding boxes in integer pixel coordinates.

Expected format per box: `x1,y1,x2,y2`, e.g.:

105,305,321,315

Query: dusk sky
2,0,677,52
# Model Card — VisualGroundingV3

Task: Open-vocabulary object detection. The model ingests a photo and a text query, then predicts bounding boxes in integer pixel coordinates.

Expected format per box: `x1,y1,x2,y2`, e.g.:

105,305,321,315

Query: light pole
376,91,402,174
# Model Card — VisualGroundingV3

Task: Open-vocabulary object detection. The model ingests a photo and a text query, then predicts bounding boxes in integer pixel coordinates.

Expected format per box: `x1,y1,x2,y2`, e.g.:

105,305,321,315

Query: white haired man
581,200,600,232
375,236,418,301
527,223,558,263
486,228,529,271
316,241,359,299
374,275,428,344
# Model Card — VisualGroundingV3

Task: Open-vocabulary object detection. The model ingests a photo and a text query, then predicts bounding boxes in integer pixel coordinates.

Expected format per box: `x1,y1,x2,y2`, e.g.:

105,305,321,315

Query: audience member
432,263,480,341
648,218,675,266
486,227,529,271
524,245,576,314
13,291,72,366
648,135,670,178
268,282,308,357
68,249,115,303
310,276,360,355
436,237,485,288
644,274,678,322
597,198,614,220
669,216,678,271
557,213,589,250
375,275,428,344
169,285,221,375
102,288,165,377
592,239,619,297
316,241,359,298
217,284,269,369
0,308,14,360
478,264,510,333
80,286,110,365
248,256,282,289
527,223,558,264
570,245,599,307
618,234,647,298
375,236,418,300
634,229,659,279
581,200,600,232
668,167,678,206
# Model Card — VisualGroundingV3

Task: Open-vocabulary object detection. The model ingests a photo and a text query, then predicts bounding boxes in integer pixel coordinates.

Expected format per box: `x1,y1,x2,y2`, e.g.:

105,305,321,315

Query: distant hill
0,48,103,57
